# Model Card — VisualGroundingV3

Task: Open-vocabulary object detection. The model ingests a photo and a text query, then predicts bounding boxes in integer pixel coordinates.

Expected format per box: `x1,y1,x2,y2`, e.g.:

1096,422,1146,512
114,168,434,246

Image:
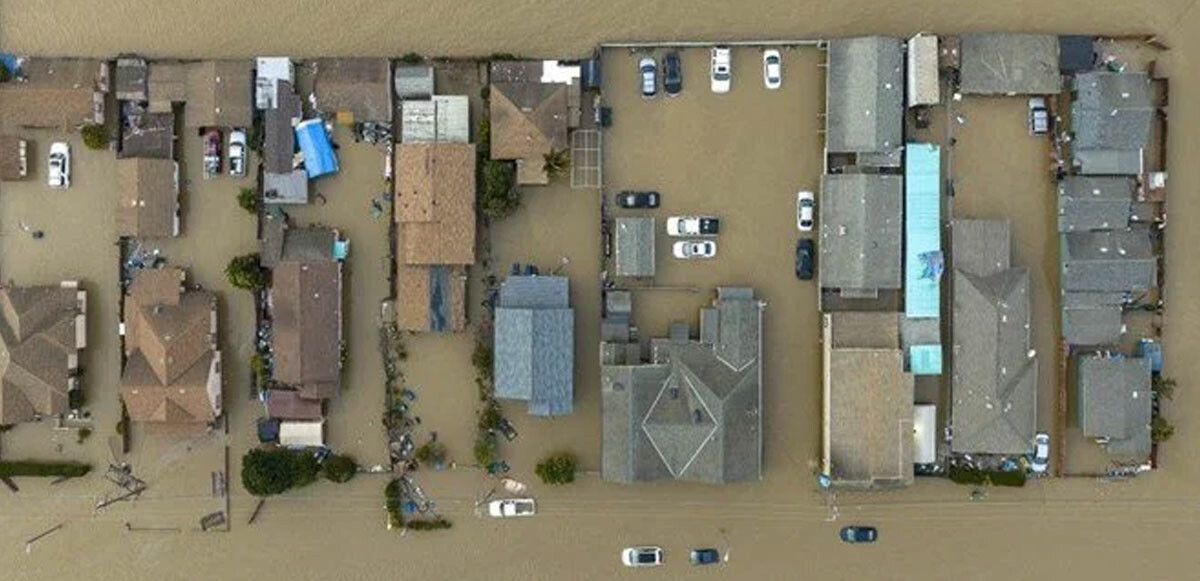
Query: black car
839,526,878,544
616,190,661,209
663,51,683,96
689,548,720,566
795,238,815,280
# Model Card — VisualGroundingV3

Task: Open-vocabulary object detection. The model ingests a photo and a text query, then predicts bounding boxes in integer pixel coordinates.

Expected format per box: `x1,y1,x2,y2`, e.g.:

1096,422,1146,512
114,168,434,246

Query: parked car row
615,191,723,260
203,127,249,179
622,546,721,568
638,46,785,98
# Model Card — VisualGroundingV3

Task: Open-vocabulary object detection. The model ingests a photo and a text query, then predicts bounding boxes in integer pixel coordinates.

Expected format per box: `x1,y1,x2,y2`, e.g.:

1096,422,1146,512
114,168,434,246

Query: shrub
1152,376,1176,401
76,427,92,444
399,52,424,64
471,338,494,384
80,123,109,150
479,159,519,219
1151,416,1174,443
238,187,260,214
406,518,452,531
476,118,491,157
415,441,447,465
477,399,502,432
241,448,320,496
250,353,268,387
0,63,9,83
0,460,90,478
473,433,499,466
323,453,357,483
535,452,577,486
225,253,269,291
948,465,1025,487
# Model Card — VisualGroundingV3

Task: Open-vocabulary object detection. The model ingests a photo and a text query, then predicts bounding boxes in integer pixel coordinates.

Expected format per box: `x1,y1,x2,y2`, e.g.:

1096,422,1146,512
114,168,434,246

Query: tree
473,433,499,466
322,453,357,483
414,441,447,465
238,187,260,214
535,452,577,486
1152,376,1176,401
80,123,109,150
479,159,519,219
241,448,320,496
543,148,570,180
226,253,269,291
1151,416,1174,443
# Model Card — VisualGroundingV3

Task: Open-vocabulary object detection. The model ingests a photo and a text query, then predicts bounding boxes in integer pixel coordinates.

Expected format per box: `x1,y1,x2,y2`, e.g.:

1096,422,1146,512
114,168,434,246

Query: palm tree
543,148,570,180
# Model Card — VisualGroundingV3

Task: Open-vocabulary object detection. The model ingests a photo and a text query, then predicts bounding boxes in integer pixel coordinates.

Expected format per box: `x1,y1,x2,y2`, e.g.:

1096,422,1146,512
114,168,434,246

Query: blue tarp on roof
905,143,942,319
295,119,339,179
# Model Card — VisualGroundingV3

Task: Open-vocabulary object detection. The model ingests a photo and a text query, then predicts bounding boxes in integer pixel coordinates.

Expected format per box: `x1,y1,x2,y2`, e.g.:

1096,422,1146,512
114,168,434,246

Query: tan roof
116,158,178,238
488,81,569,185
395,143,476,265
0,135,27,181
147,61,189,113
396,265,466,332
0,285,84,424
121,269,219,426
264,389,324,421
270,260,342,392
184,61,253,128
0,59,103,129
314,59,392,123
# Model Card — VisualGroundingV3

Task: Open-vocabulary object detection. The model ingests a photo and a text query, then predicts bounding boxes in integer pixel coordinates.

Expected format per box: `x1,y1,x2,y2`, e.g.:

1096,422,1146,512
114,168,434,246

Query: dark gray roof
601,288,763,484
1061,229,1155,292
264,81,299,174
115,58,149,101
1058,36,1096,74
819,174,903,292
951,267,1037,455
494,275,573,416
825,36,903,154
1062,305,1123,346
959,34,1061,95
1073,148,1143,175
614,217,655,278
1058,176,1134,232
1071,72,1154,151
951,219,1011,277
119,111,175,160
394,65,434,100
261,223,335,268
1078,355,1151,458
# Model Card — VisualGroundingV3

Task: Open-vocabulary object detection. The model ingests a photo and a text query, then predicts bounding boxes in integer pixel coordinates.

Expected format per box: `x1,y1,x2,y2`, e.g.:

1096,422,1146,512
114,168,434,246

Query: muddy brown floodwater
1,1,1200,580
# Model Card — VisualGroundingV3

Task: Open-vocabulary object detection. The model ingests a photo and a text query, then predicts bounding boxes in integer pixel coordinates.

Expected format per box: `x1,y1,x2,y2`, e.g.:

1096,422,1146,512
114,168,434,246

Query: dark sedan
839,526,878,544
796,238,815,280
663,51,683,96
690,548,720,565
616,190,661,209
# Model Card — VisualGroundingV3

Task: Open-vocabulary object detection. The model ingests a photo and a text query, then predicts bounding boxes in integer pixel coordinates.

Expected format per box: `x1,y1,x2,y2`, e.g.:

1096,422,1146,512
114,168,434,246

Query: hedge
948,465,1026,487
0,460,91,478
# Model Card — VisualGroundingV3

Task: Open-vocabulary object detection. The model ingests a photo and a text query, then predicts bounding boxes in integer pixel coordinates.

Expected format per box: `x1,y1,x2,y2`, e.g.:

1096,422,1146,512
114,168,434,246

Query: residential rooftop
819,173,903,295
1078,354,1152,459
494,275,574,416
825,36,903,155
959,33,1061,95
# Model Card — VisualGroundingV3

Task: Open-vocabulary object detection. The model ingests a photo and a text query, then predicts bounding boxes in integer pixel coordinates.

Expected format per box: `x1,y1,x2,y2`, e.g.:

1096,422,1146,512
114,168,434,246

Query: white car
487,498,536,518
1030,433,1050,474
797,190,815,231
622,546,663,568
47,142,70,189
673,240,717,259
666,215,720,237
228,129,248,178
763,49,782,89
639,57,657,99
1028,97,1049,135
710,46,731,94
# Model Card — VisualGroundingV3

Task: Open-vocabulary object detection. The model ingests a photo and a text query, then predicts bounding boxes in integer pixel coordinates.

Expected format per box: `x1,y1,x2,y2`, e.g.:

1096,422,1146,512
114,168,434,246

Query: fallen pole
24,523,64,553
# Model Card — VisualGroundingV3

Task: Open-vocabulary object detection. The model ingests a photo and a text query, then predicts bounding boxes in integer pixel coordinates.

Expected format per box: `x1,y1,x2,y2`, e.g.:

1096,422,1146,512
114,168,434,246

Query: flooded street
0,1,1199,579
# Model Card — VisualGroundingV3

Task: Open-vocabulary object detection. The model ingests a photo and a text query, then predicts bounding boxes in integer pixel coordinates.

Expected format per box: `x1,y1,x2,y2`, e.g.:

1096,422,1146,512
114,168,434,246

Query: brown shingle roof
395,143,476,265
147,61,189,113
121,269,219,427
116,158,178,238
488,81,568,185
396,265,467,332
0,59,103,129
0,135,28,180
314,59,392,123
184,61,253,128
270,260,342,392
264,389,324,420
0,285,84,424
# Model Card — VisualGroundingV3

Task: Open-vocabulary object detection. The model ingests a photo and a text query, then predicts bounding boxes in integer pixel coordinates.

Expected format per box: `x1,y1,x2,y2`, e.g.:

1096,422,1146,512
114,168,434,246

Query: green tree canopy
535,452,577,485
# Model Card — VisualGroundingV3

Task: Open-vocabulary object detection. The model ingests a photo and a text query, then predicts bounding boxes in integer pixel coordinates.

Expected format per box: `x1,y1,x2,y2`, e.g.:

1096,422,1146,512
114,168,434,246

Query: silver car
639,57,657,99
622,546,663,568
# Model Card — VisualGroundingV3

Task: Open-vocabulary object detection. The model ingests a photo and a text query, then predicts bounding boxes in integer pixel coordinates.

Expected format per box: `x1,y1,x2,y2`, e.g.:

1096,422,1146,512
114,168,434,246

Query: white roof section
279,420,325,448
913,404,937,464
541,61,581,85
907,34,940,107
255,57,294,110
400,95,470,143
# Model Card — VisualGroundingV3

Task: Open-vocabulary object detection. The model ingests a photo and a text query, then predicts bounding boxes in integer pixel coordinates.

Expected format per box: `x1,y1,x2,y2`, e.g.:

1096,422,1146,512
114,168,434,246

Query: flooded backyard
0,2,1199,580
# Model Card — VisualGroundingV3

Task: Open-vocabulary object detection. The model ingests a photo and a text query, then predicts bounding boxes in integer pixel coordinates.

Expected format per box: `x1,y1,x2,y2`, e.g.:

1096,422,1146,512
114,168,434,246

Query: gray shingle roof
394,65,434,100
819,174,903,292
1062,305,1123,346
263,81,299,174
614,217,655,278
951,219,1011,277
1061,229,1155,292
1078,355,1151,459
959,34,1061,95
1071,72,1154,151
1058,176,1134,232
601,288,763,484
494,275,574,416
825,36,903,154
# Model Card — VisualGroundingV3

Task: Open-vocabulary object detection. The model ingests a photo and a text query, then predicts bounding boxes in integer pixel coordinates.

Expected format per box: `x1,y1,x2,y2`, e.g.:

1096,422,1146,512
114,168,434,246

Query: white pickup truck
666,215,720,237
487,498,536,518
